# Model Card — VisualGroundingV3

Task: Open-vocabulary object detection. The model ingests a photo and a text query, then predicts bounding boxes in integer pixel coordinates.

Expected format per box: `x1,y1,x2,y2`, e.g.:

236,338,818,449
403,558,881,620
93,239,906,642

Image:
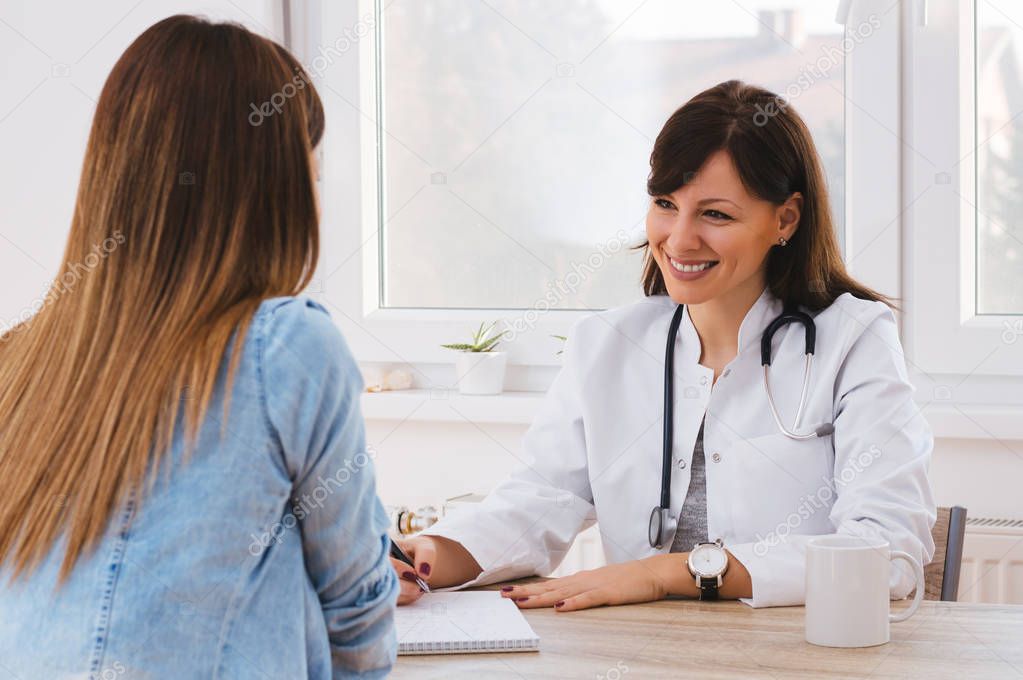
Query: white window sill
360,389,544,425
360,390,1020,441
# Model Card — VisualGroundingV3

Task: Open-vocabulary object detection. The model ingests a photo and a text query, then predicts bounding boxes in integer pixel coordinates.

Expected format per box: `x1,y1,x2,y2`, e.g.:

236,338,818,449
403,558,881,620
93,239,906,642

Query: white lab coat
424,285,937,607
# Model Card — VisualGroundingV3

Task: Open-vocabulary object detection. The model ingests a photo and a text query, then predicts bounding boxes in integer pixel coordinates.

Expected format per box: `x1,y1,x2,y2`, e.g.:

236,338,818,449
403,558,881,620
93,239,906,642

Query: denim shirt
0,296,399,679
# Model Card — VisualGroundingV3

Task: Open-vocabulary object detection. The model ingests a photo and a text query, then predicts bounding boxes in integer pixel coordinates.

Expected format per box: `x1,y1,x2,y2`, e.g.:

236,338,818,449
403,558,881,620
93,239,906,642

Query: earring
777,236,788,247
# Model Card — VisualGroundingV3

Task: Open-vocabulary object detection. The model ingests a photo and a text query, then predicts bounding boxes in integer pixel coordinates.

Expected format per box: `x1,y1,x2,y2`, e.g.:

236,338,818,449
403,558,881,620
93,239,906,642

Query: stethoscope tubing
660,304,687,510
651,301,834,548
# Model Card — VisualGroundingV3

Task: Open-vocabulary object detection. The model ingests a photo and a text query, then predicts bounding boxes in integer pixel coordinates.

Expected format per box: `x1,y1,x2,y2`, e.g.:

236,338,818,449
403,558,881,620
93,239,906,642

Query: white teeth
670,259,716,273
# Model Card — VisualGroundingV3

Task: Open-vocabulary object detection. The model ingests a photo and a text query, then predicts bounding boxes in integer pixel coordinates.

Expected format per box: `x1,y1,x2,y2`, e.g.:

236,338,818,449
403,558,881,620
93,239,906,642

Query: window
377,0,848,311
313,0,898,375
976,0,1023,315
902,0,1023,436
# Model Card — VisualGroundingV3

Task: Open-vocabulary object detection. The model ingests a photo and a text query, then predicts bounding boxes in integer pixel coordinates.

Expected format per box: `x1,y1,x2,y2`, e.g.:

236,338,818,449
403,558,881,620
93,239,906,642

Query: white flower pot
453,351,507,395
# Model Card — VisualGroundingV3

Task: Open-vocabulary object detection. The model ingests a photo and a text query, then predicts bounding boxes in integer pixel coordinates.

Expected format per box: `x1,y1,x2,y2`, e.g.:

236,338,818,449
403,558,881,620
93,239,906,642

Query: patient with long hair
0,15,398,678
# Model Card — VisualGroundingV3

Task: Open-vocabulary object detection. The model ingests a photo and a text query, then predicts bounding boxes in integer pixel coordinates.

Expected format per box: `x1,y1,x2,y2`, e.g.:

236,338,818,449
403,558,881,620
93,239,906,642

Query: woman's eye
703,209,733,221
654,198,675,210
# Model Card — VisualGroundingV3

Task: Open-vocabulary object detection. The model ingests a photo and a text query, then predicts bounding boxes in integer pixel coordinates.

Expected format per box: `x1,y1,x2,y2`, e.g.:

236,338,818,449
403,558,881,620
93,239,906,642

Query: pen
390,539,431,593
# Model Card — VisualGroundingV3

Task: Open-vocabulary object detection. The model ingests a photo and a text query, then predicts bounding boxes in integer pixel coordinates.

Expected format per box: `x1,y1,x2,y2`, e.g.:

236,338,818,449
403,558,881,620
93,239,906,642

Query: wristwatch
687,538,729,600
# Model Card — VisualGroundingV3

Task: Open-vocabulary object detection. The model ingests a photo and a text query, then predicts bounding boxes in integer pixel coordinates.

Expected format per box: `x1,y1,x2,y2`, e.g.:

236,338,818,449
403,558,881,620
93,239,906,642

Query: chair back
924,505,967,601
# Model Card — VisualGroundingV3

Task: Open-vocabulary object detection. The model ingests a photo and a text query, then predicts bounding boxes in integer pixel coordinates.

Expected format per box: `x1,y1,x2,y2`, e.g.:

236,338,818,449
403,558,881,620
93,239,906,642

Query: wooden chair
923,505,968,601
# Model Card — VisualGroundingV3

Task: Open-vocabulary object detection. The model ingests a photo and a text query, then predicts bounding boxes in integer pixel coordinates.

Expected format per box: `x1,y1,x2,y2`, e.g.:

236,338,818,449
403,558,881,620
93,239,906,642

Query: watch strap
697,575,719,600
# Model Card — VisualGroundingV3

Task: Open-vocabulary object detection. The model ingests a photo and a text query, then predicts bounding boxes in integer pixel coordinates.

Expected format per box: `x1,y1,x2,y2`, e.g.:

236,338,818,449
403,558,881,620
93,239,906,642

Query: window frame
340,0,595,370
302,0,1023,439
897,0,1023,438
310,0,896,376
904,0,1023,377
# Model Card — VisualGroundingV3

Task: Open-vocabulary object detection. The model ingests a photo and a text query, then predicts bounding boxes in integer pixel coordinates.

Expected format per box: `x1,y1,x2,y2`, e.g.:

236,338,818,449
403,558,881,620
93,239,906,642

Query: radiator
957,517,1023,605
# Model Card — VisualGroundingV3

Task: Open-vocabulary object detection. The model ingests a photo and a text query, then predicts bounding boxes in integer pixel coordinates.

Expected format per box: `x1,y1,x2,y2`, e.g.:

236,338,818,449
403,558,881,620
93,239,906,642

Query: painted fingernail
401,571,417,581
555,601,565,608
418,563,431,576
516,596,529,602
501,586,514,592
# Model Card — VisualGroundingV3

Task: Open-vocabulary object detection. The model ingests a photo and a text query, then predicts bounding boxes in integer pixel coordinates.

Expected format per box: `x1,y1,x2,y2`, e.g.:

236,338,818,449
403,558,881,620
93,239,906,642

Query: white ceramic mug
805,535,925,647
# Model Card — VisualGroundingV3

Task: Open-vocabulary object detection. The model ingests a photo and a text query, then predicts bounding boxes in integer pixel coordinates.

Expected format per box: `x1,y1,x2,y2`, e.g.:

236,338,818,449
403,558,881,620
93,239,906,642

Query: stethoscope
648,302,836,549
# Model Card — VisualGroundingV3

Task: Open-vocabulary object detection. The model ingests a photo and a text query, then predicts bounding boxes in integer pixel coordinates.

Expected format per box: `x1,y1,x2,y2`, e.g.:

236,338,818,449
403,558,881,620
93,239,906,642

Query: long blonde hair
0,15,324,582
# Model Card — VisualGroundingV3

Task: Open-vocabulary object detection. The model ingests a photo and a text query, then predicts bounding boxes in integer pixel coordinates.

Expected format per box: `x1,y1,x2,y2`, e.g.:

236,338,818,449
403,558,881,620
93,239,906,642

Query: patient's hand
389,535,484,605
389,554,426,606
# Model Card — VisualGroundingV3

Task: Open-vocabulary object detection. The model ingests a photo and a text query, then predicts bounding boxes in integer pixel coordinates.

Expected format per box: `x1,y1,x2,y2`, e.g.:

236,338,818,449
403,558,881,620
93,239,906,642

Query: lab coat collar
735,284,785,357
657,284,784,363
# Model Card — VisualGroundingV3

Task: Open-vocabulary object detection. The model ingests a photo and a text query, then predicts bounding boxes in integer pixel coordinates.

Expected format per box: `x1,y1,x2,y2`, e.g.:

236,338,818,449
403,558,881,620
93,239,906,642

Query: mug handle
889,550,925,623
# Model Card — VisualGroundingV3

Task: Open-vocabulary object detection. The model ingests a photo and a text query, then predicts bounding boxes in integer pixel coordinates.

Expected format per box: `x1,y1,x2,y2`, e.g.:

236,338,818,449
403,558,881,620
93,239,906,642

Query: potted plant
551,334,567,358
442,322,508,395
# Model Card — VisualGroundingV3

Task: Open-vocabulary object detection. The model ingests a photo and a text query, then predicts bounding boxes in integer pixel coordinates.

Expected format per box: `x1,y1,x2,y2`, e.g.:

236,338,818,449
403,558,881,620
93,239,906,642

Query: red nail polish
501,586,514,592
555,601,565,608
516,596,529,602
401,571,416,581
419,563,431,576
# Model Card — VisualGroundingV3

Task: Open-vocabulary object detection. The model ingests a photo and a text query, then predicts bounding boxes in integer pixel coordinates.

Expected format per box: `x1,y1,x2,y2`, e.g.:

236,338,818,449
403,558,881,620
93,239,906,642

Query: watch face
689,544,727,576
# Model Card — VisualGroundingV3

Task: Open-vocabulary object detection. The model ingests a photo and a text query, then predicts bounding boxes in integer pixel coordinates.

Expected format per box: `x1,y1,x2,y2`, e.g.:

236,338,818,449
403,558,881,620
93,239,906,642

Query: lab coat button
700,376,708,385
677,459,687,470
711,452,721,463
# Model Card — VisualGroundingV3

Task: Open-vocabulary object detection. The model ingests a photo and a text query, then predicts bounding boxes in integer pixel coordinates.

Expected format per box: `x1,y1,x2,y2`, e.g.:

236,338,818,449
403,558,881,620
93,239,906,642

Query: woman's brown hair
640,79,897,313
0,15,324,581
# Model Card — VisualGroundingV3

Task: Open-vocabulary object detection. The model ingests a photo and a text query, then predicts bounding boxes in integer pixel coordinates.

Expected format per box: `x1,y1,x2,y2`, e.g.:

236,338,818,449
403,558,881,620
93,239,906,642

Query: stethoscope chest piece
648,506,677,550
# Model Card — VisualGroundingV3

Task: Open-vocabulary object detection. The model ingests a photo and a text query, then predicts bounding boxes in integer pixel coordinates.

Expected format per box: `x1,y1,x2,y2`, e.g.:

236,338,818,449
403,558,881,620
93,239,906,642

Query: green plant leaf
472,321,487,345
441,343,476,351
477,334,503,352
445,321,508,352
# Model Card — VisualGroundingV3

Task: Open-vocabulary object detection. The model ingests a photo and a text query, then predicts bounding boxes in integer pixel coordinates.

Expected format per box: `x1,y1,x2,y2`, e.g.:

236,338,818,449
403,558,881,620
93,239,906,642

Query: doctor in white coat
390,79,937,611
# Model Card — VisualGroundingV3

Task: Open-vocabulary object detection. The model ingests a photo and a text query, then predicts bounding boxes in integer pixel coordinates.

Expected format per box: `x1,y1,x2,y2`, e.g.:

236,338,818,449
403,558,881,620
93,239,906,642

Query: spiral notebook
395,591,540,655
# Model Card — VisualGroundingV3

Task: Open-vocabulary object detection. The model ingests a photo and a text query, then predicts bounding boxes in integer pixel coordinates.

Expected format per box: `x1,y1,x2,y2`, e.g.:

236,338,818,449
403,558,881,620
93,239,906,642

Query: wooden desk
392,581,1023,679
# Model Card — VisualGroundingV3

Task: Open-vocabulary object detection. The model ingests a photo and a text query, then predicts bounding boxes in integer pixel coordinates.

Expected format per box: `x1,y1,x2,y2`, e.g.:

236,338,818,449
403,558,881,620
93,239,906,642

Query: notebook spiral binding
399,637,540,655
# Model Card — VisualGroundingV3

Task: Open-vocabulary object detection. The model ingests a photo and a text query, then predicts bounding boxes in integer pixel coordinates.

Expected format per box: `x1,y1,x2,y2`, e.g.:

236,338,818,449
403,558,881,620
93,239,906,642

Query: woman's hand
389,551,426,606
388,535,484,605
499,552,751,610
499,556,682,612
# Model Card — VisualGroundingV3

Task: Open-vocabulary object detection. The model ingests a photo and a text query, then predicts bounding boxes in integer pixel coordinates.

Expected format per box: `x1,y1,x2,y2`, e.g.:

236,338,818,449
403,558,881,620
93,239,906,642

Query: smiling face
646,149,802,305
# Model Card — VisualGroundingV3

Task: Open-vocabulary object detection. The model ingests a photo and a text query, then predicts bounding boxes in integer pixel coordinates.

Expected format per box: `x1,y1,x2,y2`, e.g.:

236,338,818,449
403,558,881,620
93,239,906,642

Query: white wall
368,420,525,511
0,0,280,327
929,438,1023,520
